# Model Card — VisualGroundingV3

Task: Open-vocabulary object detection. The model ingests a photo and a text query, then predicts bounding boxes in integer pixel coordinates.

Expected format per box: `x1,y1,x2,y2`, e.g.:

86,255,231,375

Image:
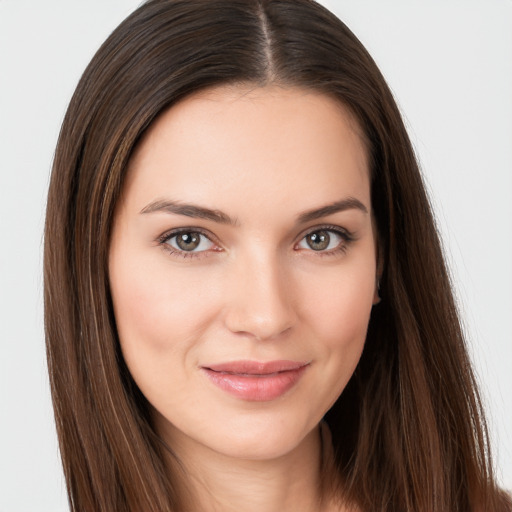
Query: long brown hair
44,0,511,510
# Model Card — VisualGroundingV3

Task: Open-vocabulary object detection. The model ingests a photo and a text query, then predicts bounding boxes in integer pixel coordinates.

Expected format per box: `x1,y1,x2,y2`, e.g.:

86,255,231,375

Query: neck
160,422,337,512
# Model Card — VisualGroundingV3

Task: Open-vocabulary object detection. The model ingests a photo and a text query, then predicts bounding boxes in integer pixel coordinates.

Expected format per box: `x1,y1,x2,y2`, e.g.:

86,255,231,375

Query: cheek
109,254,229,422
297,257,375,396
109,253,221,381
301,261,375,345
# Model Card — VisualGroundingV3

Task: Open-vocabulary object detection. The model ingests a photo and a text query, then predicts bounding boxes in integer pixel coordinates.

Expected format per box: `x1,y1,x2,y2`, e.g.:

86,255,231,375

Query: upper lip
203,360,310,375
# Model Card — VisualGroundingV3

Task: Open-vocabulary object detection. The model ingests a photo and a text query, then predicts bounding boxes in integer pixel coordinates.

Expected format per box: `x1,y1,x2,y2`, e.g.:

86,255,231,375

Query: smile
201,360,310,401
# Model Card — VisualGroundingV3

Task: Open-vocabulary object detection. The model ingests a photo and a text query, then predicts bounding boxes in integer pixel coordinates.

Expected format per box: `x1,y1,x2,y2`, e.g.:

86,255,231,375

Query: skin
109,85,378,512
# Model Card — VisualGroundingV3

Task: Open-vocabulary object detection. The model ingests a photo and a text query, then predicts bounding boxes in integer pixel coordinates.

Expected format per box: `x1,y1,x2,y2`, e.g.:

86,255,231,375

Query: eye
164,231,215,253
296,228,349,252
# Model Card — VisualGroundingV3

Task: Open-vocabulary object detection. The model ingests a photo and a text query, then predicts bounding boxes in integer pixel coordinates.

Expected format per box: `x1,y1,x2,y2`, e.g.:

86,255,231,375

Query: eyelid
156,223,355,259
157,227,223,257
297,224,355,242
157,226,215,244
294,224,356,254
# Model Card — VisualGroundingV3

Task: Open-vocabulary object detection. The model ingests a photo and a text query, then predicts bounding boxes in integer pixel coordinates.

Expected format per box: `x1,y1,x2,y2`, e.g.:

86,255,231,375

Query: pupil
177,232,200,251
307,231,330,251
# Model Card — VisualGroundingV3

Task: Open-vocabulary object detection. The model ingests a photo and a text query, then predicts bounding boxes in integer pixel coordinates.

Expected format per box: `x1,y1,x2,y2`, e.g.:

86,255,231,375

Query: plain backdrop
0,1,511,510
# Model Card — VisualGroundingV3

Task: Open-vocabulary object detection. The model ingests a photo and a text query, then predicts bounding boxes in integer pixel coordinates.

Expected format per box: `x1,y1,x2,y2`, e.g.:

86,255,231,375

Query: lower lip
201,365,308,401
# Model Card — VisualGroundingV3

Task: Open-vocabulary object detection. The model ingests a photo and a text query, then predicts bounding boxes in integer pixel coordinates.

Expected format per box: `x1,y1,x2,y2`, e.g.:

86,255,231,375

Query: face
109,85,379,462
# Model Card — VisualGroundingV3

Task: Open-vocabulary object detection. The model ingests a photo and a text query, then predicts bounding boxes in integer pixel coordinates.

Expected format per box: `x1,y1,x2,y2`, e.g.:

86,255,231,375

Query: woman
43,0,511,510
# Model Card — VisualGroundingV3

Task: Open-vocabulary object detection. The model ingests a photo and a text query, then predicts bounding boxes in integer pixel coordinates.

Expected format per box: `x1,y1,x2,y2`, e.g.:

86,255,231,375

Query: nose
223,251,297,341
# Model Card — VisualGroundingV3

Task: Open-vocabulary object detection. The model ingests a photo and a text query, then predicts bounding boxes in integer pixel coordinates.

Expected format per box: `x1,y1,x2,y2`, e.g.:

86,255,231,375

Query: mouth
201,360,310,401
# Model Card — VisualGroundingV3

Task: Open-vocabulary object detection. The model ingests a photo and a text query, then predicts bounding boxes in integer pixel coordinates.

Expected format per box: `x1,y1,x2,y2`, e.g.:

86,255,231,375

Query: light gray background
1,1,510,510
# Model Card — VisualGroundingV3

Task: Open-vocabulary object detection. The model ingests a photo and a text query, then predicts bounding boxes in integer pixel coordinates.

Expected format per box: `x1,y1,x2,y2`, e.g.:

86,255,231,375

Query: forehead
122,85,370,217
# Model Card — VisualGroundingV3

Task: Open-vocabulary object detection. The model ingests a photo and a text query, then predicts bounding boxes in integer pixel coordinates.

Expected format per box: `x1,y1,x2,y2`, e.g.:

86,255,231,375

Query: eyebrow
140,199,237,225
296,197,368,223
140,196,368,225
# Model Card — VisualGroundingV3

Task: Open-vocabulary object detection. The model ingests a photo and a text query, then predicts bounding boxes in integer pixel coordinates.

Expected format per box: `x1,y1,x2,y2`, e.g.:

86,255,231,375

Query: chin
211,424,317,461
193,406,320,461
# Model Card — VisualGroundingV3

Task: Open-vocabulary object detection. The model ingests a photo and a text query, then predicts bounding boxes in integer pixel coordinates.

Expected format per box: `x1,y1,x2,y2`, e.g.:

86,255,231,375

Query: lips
201,360,309,401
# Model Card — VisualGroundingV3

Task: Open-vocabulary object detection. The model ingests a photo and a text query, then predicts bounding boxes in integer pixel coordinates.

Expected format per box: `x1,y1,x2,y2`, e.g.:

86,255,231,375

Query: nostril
224,299,296,341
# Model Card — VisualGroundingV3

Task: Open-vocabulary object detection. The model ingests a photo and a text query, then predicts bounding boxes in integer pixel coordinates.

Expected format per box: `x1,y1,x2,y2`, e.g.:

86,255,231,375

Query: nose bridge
224,246,296,340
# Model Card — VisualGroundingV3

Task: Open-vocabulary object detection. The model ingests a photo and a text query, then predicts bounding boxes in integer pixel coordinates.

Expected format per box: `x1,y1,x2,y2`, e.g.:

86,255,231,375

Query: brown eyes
175,232,202,251
302,230,338,251
165,231,215,253
296,228,352,253
161,227,352,257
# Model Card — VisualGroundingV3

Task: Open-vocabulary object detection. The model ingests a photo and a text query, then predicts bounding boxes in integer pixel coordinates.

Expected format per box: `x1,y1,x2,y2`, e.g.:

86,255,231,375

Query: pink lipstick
201,360,309,401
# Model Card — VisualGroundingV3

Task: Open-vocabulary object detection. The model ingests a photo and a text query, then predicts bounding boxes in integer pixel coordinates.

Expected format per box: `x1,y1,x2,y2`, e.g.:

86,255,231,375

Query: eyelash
157,225,355,259
157,228,219,259
296,225,355,257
